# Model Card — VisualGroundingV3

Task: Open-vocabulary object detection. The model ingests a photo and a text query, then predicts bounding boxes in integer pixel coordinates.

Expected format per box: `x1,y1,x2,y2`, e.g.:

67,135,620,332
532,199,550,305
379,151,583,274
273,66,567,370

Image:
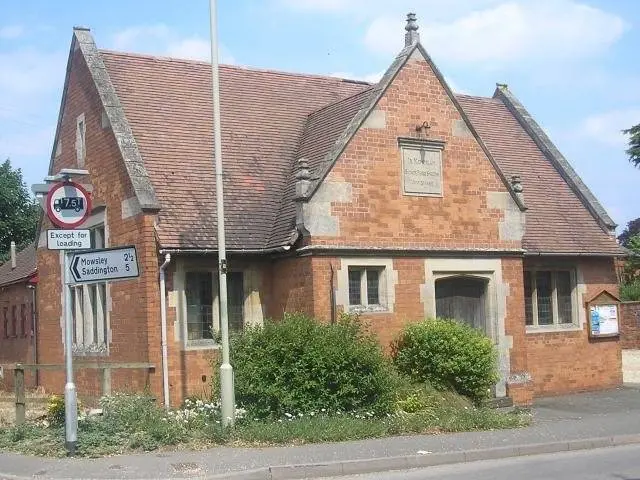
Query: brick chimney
405,12,420,47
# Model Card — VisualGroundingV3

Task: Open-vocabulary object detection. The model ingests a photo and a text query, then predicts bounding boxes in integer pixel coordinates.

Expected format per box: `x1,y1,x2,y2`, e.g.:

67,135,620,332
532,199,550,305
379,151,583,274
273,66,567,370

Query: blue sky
1,0,638,231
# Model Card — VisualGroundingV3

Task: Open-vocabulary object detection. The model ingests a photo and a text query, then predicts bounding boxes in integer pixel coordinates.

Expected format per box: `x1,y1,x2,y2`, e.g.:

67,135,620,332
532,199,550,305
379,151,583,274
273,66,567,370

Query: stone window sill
526,324,582,334
348,304,389,315
185,340,221,351
72,344,108,356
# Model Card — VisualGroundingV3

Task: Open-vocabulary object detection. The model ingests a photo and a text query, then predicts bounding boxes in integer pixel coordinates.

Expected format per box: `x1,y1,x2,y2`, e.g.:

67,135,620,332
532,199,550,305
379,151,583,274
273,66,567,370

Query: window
184,271,246,344
71,225,108,353
20,304,27,337
348,267,384,310
76,114,86,166
227,272,244,333
524,270,576,328
11,306,17,338
185,271,214,341
3,307,8,338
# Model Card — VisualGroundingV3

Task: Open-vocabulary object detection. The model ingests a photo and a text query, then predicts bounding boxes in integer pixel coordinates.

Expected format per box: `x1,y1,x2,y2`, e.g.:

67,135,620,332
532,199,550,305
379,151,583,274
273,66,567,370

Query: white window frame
68,211,110,355
183,269,219,348
175,261,262,350
348,267,385,311
524,268,580,332
75,113,86,167
337,258,397,314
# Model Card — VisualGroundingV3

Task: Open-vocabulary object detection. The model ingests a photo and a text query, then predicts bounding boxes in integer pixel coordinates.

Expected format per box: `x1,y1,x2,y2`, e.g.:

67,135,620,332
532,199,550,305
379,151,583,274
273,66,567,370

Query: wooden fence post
14,364,25,426
100,367,112,397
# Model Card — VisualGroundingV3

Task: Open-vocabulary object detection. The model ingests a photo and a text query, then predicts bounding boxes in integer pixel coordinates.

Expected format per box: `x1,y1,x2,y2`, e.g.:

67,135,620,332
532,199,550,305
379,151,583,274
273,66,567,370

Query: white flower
285,413,292,418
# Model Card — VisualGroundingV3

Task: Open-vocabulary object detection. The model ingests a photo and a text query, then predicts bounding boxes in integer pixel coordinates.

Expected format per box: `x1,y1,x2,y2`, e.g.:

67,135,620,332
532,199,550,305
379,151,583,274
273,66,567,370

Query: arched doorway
435,275,488,333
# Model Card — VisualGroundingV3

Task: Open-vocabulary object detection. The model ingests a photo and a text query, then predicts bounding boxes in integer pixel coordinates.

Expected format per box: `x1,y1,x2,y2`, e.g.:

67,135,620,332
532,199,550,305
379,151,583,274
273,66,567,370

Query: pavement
1,387,640,480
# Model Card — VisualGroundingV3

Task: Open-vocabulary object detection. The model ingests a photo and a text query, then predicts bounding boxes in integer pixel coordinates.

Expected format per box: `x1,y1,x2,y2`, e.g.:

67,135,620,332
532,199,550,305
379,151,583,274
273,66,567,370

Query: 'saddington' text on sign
69,246,139,284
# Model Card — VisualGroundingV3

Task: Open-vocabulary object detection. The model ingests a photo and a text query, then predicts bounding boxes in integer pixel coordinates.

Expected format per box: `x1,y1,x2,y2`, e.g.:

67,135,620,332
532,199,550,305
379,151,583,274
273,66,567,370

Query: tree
623,123,640,168
0,159,39,262
618,218,640,248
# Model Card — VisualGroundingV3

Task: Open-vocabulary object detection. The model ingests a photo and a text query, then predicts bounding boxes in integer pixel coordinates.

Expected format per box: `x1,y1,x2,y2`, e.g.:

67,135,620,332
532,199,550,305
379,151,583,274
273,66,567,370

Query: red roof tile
101,51,368,250
456,94,622,255
0,244,37,287
99,49,622,256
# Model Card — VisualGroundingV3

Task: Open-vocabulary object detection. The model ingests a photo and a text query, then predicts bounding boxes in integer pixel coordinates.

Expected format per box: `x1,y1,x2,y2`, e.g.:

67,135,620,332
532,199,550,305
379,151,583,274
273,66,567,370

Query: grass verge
0,388,530,458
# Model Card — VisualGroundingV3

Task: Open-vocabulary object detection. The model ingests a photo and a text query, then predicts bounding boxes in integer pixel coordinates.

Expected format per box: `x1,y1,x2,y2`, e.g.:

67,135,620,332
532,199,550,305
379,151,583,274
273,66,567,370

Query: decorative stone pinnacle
295,158,312,201
295,158,311,181
405,12,420,47
511,175,523,193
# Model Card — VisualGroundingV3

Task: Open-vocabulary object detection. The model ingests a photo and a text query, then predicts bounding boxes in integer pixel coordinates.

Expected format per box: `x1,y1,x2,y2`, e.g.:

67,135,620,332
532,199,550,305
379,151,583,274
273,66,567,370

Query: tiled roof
0,244,37,287
269,87,375,246
98,47,622,256
101,51,368,250
456,94,622,255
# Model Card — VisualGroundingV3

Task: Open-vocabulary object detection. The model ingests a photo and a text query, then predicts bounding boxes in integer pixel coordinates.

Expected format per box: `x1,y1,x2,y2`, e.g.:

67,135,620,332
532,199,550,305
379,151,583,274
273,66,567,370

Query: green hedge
229,313,394,419
392,318,498,402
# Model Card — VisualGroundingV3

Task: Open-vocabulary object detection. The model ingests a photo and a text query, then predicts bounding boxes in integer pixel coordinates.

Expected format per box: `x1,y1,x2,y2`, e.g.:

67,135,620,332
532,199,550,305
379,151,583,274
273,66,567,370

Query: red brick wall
268,256,315,319
620,302,640,349
525,258,622,396
309,51,520,252
36,46,158,401
0,281,36,390
305,257,426,350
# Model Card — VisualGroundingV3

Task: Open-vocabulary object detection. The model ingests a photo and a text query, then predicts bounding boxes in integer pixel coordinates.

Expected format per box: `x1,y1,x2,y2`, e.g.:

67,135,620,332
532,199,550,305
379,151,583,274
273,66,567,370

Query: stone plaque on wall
401,146,443,196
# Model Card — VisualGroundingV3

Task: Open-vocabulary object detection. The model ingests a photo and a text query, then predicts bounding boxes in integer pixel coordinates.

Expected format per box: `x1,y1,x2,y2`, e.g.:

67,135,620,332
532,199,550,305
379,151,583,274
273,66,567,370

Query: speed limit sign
46,181,92,228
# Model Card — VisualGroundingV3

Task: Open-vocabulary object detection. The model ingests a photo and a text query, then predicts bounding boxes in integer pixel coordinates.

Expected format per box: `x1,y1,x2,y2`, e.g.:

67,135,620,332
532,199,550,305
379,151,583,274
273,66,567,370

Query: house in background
29,13,625,407
0,243,38,390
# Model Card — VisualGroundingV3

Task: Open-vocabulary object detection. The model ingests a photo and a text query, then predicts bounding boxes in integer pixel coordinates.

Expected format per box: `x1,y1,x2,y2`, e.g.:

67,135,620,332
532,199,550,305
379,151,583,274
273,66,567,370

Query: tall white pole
209,0,235,427
63,251,78,454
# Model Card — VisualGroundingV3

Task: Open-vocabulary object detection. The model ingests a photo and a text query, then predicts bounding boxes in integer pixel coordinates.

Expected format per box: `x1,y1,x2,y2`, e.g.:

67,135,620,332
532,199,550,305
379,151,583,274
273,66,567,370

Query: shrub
392,318,498,402
621,280,640,301
230,313,394,419
46,395,65,425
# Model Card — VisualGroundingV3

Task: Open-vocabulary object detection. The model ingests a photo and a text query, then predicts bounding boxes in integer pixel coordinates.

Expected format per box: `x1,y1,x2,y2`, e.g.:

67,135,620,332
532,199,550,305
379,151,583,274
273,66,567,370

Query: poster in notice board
589,304,619,338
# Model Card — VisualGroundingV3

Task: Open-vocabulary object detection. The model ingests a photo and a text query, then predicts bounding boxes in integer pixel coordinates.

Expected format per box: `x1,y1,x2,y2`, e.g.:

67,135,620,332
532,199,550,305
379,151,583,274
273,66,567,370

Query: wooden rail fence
1,362,155,425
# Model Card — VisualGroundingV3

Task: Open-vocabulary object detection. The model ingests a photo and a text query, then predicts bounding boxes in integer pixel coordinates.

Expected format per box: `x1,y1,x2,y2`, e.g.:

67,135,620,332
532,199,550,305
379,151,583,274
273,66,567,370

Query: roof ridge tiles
308,85,376,117
454,93,500,102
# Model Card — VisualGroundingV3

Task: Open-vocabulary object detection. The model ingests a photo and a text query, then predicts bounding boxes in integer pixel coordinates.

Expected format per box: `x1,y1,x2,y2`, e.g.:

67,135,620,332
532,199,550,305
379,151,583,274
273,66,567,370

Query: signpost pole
63,250,78,455
209,0,234,427
36,170,90,457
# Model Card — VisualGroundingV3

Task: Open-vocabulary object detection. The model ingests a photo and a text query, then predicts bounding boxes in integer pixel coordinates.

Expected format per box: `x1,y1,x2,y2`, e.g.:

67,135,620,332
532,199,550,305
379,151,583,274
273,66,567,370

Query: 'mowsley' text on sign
68,246,139,284
47,230,91,250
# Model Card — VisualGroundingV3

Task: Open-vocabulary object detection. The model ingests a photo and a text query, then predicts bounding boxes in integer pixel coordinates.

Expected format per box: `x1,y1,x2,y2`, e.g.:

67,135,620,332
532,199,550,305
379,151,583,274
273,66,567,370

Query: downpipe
159,254,171,409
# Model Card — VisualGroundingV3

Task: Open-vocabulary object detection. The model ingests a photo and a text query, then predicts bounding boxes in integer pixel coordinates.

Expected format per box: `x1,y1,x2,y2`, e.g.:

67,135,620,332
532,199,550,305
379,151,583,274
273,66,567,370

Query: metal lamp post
208,0,235,427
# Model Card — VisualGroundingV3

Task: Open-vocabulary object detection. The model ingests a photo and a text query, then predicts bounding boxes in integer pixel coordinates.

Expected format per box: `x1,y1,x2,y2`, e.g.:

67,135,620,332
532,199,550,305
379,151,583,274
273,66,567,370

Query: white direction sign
47,229,91,250
68,246,139,285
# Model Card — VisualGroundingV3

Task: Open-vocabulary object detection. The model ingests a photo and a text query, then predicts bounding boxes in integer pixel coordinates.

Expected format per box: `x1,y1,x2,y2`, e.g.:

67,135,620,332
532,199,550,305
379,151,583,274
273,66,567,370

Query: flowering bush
165,398,247,428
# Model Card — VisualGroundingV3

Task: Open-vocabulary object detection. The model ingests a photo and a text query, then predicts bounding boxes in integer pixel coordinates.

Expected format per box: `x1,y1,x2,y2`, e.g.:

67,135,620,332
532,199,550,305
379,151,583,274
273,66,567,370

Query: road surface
328,444,640,480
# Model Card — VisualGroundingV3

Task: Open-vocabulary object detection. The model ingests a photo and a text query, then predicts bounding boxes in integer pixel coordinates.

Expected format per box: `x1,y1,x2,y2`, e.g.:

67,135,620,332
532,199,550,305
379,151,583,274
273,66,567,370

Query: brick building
0,244,38,389
32,15,625,406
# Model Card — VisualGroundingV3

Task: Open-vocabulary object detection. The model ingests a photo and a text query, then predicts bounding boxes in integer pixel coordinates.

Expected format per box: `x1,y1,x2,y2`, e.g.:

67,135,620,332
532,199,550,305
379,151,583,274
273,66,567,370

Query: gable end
72,28,160,211
306,43,526,213
494,85,615,233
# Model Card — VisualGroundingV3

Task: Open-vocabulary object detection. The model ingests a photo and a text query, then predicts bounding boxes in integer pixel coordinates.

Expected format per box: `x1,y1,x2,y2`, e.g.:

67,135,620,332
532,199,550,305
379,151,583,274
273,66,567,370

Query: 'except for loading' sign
47,229,91,250
68,246,139,285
